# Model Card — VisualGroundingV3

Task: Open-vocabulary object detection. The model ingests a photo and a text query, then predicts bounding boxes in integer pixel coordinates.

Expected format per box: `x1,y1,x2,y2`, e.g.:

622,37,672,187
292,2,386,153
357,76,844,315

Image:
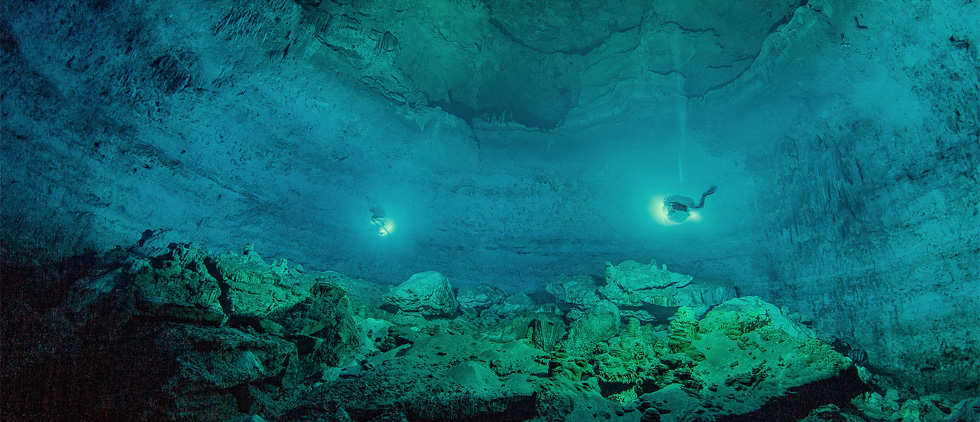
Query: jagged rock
357,317,394,353
129,243,225,322
381,271,459,317
546,275,602,319
896,394,961,422
563,300,621,357
667,307,699,354
160,325,300,419
797,404,868,422
480,314,534,343
600,260,737,322
3,246,878,422
309,331,548,421
280,401,354,422
946,398,980,421
530,312,567,352
229,415,270,422
136,296,228,326
605,260,693,291
215,246,310,317
595,353,637,388
456,284,507,317
485,292,537,319
670,296,866,420
271,282,360,369
614,317,664,363
548,357,594,382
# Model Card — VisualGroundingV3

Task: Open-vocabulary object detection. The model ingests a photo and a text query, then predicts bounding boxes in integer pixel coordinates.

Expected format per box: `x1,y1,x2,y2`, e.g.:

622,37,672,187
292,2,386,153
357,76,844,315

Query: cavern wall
0,0,787,288
1,0,977,399
687,0,979,397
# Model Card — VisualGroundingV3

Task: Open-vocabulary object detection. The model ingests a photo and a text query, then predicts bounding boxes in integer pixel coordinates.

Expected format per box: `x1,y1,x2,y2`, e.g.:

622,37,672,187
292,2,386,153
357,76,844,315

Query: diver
664,185,717,224
370,207,390,236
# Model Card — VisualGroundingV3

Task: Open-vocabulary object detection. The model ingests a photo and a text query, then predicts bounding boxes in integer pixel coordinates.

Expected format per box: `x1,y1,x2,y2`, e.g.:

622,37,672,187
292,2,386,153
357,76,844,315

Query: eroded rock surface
299,0,804,127
4,243,975,421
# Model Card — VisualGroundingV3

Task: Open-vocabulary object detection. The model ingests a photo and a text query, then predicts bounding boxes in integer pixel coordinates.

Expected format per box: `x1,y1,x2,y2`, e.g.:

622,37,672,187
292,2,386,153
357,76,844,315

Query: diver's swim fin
695,185,717,208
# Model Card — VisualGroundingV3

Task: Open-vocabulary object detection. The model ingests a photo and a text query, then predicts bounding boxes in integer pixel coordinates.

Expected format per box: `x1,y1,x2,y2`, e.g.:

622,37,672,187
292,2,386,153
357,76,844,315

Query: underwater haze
1,0,978,421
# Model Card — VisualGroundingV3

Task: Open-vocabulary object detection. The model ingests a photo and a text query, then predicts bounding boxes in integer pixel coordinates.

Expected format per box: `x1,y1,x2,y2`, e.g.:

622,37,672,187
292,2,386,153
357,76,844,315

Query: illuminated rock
381,271,459,317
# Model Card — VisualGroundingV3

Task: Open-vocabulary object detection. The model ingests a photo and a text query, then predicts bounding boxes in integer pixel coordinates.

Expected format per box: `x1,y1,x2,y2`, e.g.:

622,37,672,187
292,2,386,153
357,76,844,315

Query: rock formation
6,243,975,421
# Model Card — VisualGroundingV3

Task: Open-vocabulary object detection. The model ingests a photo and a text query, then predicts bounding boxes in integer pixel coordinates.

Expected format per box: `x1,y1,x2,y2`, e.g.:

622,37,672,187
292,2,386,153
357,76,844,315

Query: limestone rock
215,246,310,317
456,284,507,317
480,314,534,343
530,313,567,352
135,295,228,326
605,260,693,291
945,398,980,422
667,307,699,354
681,296,865,419
797,404,867,422
129,243,225,322
271,282,360,369
485,292,537,320
381,271,459,317
637,384,711,422
309,331,552,421
546,275,601,318
601,261,736,322
5,245,879,422
357,317,394,353
563,300,621,357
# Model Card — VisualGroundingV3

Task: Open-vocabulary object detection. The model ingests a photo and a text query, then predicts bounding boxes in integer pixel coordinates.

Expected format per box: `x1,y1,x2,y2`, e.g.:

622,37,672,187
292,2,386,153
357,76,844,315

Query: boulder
215,246,310,317
357,318,394,353
486,292,538,320
381,271,459,317
676,296,865,419
480,314,534,343
546,275,601,320
601,260,736,322
271,282,360,369
530,313,567,352
563,301,621,357
605,260,693,291
456,284,507,317
637,383,710,422
129,243,225,323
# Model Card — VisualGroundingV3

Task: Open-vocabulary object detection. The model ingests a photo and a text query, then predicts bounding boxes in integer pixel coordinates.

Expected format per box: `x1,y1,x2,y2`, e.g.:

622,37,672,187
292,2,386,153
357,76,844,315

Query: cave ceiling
300,0,804,129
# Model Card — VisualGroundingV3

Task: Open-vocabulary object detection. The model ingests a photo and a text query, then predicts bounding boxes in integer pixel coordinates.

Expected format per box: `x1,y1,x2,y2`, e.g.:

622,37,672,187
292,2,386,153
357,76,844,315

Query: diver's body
664,185,717,223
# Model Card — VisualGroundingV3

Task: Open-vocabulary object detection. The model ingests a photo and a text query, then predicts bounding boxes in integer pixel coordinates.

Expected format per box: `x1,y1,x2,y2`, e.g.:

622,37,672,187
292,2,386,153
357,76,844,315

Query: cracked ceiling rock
302,0,801,129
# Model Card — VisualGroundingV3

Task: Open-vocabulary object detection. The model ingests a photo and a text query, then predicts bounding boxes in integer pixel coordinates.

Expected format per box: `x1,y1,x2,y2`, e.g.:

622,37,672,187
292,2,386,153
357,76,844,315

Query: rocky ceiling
301,0,803,128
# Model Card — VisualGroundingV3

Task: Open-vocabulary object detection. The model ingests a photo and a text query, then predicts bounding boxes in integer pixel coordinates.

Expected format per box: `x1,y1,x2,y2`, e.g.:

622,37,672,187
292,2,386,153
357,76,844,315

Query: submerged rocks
563,300,621,356
548,261,736,325
215,246,310,317
456,283,507,317
530,312,567,352
1,243,364,421
600,260,737,321
684,297,865,419
14,244,951,422
381,271,459,317
546,274,602,319
130,243,226,325
605,260,693,291
271,281,360,369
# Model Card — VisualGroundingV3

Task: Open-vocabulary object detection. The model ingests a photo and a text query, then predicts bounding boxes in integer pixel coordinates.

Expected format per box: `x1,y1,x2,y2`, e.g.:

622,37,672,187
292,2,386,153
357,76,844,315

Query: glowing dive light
370,207,395,237
649,195,700,226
